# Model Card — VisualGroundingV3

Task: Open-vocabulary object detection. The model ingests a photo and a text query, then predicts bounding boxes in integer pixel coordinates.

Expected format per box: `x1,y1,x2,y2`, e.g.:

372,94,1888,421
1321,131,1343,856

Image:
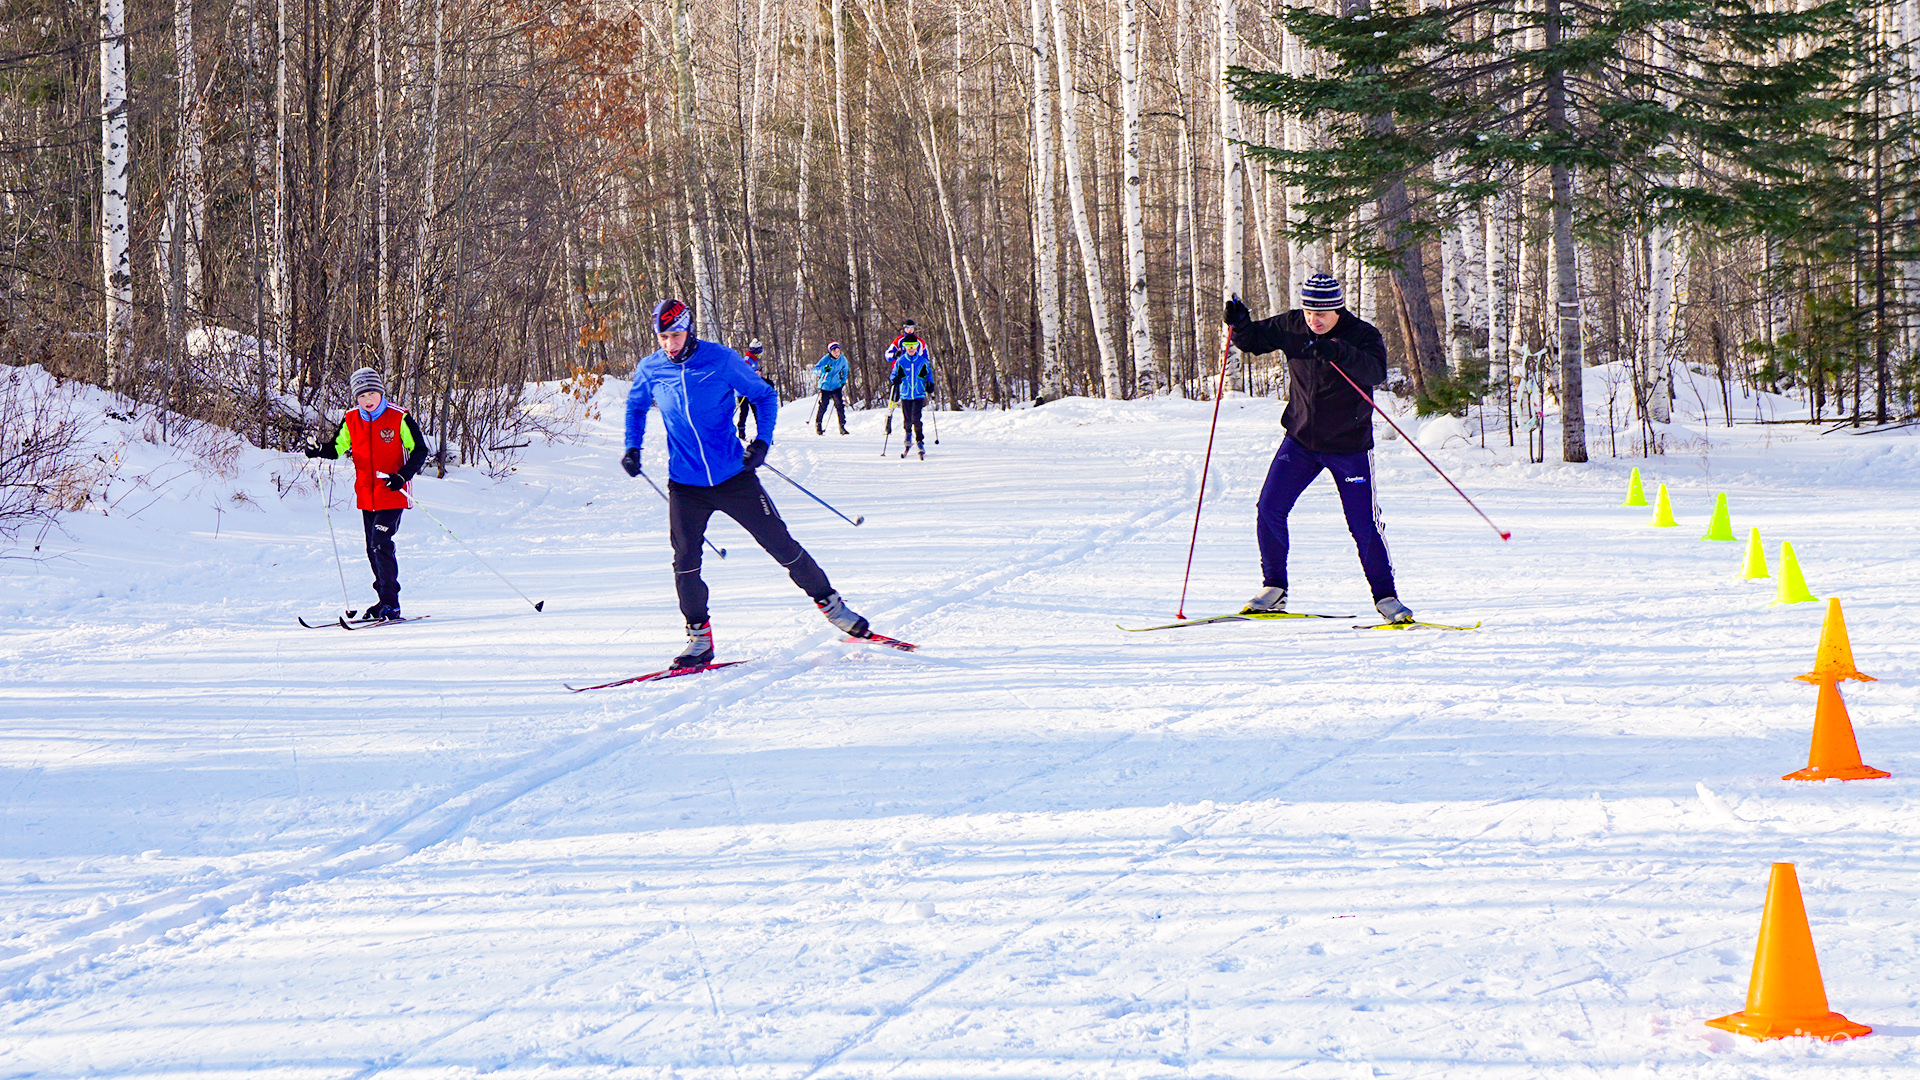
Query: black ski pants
814,388,847,432
735,396,758,438
361,508,404,609
899,397,927,447
668,469,832,626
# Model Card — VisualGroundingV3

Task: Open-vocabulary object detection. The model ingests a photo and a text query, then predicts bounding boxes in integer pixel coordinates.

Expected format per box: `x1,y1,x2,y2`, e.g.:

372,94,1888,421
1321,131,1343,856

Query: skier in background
304,367,429,622
883,319,927,371
1224,272,1413,625
622,300,877,669
735,338,765,440
813,341,850,435
889,338,935,460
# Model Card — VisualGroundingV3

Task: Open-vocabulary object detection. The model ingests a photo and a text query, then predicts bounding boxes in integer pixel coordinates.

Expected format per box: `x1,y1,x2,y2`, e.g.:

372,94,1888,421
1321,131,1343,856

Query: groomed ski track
2,373,1918,1078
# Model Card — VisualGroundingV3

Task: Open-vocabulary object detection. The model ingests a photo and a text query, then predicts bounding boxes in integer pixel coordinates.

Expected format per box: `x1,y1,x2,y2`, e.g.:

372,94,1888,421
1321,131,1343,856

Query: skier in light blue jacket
813,341,850,435
622,299,873,668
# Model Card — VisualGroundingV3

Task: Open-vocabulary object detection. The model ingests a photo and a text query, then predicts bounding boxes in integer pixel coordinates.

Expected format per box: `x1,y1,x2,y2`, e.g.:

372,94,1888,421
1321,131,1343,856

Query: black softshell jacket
1232,309,1389,454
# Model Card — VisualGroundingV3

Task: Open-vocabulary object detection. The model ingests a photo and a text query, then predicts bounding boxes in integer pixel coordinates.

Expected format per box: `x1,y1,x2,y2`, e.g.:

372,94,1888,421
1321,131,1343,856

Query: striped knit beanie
349,367,386,400
1300,272,1345,311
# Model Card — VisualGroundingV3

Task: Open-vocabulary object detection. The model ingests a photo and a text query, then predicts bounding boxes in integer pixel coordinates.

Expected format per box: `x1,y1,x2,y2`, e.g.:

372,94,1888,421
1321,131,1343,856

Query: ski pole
931,402,940,445
762,463,864,526
1175,331,1237,620
881,397,897,457
631,468,727,558
1323,362,1511,541
394,481,549,610
320,467,355,615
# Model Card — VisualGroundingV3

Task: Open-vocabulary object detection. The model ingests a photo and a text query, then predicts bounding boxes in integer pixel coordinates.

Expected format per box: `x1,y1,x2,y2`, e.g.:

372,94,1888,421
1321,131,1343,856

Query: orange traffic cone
1795,598,1874,685
1706,863,1870,1041
1784,679,1890,781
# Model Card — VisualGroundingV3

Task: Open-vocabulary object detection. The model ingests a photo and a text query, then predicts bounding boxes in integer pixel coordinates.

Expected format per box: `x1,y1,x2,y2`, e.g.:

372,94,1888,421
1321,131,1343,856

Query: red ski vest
335,405,416,511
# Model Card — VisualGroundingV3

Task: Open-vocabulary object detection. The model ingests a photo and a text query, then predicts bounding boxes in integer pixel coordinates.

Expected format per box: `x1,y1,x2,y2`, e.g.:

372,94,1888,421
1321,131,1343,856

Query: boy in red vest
305,368,429,621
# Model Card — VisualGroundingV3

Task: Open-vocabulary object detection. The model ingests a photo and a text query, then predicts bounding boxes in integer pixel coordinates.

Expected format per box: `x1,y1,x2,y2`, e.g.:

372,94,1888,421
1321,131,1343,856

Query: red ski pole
1175,332,1238,619
1324,362,1511,541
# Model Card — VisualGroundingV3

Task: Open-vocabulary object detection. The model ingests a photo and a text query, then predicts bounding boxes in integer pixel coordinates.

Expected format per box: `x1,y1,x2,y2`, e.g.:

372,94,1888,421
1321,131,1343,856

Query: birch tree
1051,0,1120,396
1120,0,1154,389
100,0,132,387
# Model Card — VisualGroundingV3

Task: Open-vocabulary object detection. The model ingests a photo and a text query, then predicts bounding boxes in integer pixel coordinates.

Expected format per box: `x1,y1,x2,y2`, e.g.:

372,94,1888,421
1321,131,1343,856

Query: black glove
741,439,768,471
383,473,408,491
1223,296,1250,328
620,447,642,477
303,444,325,459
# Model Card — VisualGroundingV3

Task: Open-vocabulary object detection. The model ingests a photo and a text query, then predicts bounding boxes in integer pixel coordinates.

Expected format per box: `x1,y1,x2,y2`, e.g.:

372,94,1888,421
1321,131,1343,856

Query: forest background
2,0,1917,487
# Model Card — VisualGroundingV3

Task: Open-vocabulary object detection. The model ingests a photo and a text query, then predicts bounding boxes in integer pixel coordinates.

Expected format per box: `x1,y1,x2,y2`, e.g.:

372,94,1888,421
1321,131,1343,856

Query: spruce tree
1231,0,1875,461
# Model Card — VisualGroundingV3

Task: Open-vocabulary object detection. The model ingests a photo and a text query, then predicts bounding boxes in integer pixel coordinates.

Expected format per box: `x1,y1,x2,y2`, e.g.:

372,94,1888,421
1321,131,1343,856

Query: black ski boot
815,592,870,638
672,621,716,669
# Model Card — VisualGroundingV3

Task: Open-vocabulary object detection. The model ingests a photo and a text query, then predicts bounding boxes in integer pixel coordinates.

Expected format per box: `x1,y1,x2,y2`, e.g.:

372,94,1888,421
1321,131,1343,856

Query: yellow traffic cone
1701,493,1736,541
1650,483,1679,527
1622,467,1648,507
1706,862,1872,1040
1742,527,1770,580
1776,542,1817,604
1794,599,1874,685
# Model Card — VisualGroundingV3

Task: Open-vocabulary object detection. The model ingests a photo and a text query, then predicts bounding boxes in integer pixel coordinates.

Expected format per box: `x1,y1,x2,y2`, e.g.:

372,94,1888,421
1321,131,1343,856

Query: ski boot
815,592,870,638
918,447,925,460
1374,596,1414,625
1241,586,1286,614
838,426,850,435
672,621,716,669
900,441,912,459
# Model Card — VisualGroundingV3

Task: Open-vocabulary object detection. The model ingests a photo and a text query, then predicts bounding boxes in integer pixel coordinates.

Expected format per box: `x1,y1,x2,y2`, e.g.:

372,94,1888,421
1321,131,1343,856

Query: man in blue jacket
622,299,872,668
813,341,850,435
1225,273,1413,625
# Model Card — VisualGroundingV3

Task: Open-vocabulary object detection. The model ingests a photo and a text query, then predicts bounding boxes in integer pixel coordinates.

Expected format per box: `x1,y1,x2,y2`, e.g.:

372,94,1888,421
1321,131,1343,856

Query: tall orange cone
1741,527,1770,580
1795,599,1874,685
1775,542,1817,603
1622,467,1649,507
1706,863,1871,1041
1650,483,1679,527
1783,679,1890,781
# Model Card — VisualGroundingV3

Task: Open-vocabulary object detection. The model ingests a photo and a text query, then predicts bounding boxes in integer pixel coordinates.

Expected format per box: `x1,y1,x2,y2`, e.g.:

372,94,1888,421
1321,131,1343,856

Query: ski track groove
0,462,1202,1010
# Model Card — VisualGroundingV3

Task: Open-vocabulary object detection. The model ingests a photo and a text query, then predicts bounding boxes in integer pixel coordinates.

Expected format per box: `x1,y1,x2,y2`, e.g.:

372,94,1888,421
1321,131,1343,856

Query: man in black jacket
1225,272,1413,625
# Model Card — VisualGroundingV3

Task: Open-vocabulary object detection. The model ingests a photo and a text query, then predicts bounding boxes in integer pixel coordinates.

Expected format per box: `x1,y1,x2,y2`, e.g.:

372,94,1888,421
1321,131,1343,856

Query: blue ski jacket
626,338,778,486
890,350,935,401
814,353,849,391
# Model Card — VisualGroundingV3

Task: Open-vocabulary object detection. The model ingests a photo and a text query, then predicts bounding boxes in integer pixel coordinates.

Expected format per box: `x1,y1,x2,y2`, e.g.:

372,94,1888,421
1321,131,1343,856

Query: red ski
564,660,748,692
847,631,917,652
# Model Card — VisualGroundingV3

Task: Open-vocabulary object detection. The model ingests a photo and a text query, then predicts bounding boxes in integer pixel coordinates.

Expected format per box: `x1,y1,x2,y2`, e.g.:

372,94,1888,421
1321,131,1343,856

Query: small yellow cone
1701,493,1736,541
1776,542,1818,604
1795,598,1874,685
1622,467,1649,507
1650,483,1679,527
1742,527,1770,580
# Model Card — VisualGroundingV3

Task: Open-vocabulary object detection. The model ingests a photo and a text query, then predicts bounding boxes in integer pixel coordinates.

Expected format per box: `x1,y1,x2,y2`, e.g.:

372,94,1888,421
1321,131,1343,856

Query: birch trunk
1174,0,1200,392
1120,0,1153,392
1251,113,1284,314
1485,186,1511,395
272,0,289,387
173,0,205,312
374,0,393,372
792,6,816,361
100,0,132,387
833,0,862,386
1030,0,1064,399
675,0,719,337
1645,224,1682,426
409,0,443,402
1050,0,1120,397
1218,0,1245,315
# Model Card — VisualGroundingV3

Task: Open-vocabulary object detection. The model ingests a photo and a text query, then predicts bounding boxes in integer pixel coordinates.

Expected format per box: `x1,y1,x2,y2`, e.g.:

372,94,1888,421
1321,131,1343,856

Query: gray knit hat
1300,272,1345,311
349,367,386,399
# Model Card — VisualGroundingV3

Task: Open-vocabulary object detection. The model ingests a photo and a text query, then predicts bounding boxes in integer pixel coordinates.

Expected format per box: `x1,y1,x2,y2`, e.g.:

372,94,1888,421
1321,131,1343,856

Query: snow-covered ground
2,366,1917,1078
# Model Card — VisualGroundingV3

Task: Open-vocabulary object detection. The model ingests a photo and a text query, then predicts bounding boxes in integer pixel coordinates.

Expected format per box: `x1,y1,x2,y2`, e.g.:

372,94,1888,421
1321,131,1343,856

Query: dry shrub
0,368,93,537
